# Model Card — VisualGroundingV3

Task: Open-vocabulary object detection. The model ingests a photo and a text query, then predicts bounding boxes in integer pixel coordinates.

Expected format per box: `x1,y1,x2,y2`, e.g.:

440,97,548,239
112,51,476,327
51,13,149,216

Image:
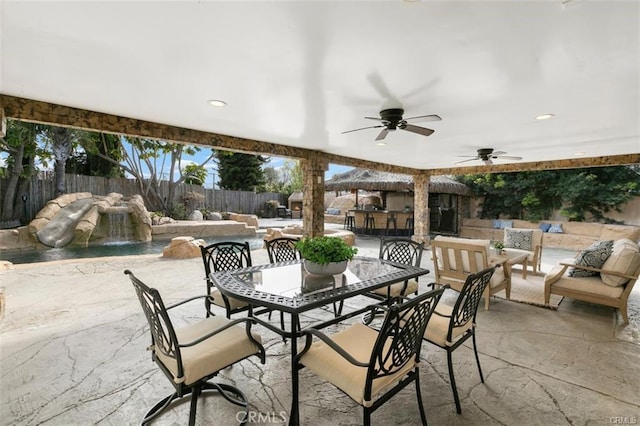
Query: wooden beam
0,94,420,174
2,94,637,175
427,154,640,175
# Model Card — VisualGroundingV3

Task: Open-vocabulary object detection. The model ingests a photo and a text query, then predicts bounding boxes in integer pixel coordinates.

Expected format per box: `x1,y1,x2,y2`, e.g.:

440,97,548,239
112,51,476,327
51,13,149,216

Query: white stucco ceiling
1,1,639,170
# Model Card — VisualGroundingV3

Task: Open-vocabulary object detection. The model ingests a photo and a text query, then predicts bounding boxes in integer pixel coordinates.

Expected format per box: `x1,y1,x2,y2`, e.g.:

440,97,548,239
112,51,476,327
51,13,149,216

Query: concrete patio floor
1,234,639,425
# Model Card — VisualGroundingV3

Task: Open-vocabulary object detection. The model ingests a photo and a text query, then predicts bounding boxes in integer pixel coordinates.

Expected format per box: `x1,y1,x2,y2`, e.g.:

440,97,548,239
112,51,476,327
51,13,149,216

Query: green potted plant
493,241,504,255
295,236,358,275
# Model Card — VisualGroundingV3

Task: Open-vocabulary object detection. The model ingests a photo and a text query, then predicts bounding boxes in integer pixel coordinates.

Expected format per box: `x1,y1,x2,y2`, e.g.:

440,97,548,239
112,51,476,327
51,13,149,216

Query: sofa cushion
504,228,533,251
568,240,613,277
600,239,640,287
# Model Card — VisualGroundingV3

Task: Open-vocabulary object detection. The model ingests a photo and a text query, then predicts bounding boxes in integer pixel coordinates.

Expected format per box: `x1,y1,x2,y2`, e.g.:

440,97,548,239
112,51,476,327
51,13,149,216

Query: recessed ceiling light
535,113,555,120
208,99,227,107
376,141,387,146
574,151,586,156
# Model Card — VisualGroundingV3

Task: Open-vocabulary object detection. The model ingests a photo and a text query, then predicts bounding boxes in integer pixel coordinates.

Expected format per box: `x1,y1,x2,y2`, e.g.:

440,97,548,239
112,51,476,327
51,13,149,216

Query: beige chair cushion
300,322,416,407
549,274,625,298
601,239,640,287
372,279,419,298
210,288,249,310
156,316,262,386
423,303,473,347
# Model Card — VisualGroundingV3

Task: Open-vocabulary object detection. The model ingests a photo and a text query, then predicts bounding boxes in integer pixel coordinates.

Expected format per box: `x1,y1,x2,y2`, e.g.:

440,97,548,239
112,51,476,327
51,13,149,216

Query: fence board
0,172,285,224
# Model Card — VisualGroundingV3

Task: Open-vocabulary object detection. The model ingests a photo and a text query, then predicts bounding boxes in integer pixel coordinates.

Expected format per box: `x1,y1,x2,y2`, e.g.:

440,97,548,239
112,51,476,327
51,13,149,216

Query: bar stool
344,212,355,231
385,213,397,236
405,217,414,235
364,212,376,235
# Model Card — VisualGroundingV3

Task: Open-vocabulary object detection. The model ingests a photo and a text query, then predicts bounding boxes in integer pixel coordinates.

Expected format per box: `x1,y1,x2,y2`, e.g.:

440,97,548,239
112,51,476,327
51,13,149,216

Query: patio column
412,172,430,244
301,156,328,238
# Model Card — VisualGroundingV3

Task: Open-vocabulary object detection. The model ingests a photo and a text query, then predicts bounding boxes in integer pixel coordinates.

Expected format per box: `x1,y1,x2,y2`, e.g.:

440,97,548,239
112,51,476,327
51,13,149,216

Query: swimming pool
0,236,266,265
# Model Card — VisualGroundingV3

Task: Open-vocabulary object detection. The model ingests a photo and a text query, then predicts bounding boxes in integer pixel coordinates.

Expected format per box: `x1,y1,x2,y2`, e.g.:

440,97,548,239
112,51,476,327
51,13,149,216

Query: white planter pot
303,260,348,276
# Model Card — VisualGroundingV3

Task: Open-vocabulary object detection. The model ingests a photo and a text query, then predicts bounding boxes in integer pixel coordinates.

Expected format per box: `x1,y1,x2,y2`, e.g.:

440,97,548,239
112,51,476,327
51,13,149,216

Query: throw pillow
504,228,533,251
493,219,514,229
539,223,552,232
568,240,614,277
548,223,564,233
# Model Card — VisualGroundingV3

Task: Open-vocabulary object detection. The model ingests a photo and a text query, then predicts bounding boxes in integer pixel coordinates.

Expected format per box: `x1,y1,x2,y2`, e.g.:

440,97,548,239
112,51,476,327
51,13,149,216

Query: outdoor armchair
265,237,301,263
372,237,424,300
125,270,265,425
297,286,445,425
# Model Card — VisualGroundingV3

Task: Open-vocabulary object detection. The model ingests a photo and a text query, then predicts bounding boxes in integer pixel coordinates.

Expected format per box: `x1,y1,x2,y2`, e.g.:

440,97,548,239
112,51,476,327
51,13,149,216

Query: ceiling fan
342,108,441,141
456,148,523,165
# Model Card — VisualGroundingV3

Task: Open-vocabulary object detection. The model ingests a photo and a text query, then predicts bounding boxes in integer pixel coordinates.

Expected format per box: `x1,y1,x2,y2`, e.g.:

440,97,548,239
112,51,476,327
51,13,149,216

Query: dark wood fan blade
342,124,384,134
375,128,389,141
402,124,434,137
403,114,442,122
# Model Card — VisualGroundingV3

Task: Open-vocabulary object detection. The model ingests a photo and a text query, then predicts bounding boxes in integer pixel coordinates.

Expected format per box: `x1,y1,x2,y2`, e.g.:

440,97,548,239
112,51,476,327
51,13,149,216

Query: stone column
300,155,328,238
412,172,430,244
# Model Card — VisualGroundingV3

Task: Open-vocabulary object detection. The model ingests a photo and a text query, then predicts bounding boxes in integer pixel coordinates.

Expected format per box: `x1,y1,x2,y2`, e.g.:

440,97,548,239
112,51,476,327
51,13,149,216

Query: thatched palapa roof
324,169,470,196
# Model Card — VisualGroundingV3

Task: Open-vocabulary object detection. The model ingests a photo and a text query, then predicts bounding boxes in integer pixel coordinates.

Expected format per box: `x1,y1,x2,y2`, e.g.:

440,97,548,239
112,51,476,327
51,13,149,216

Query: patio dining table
210,256,430,425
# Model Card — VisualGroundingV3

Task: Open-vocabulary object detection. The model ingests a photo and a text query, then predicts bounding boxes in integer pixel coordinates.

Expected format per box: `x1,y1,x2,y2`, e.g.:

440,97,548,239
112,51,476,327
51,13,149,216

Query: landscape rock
162,236,205,259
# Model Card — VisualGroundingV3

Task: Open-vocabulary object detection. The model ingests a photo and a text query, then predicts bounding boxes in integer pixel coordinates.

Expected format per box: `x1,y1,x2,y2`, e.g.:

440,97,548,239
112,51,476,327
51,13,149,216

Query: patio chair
264,237,300,333
277,205,292,219
201,241,253,318
297,286,446,425
125,270,265,426
422,266,495,414
265,237,301,263
372,238,424,301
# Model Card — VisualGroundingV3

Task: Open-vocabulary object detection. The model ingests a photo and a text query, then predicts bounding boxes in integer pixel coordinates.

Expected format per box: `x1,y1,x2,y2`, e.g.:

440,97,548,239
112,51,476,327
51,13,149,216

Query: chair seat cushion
300,322,416,407
210,288,249,310
372,279,419,298
423,303,473,347
545,264,625,298
156,316,262,386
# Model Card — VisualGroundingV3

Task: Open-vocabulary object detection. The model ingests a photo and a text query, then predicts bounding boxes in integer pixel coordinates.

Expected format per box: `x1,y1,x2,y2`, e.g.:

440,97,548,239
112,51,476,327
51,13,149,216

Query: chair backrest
201,241,252,293
125,270,184,377
431,236,491,284
265,237,301,263
364,287,445,398
448,266,495,338
379,238,424,267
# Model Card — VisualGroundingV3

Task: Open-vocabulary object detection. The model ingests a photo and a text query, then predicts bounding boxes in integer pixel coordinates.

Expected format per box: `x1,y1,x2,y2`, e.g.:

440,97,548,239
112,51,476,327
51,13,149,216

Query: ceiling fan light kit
342,108,441,142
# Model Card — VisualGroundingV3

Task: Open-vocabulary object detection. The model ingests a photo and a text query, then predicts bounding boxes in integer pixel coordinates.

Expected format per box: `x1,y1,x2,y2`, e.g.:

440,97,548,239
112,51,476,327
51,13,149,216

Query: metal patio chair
125,270,265,425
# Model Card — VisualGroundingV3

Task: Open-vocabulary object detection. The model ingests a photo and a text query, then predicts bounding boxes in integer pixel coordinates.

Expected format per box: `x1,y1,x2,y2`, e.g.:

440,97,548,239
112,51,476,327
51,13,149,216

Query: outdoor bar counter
348,209,414,236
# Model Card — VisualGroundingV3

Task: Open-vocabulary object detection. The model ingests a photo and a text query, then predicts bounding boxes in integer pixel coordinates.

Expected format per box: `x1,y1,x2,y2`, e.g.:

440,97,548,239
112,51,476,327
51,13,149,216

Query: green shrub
295,236,358,265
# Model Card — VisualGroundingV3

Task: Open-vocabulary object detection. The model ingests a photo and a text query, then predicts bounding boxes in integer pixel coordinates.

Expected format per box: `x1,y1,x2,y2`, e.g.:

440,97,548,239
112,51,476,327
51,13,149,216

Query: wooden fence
0,172,286,223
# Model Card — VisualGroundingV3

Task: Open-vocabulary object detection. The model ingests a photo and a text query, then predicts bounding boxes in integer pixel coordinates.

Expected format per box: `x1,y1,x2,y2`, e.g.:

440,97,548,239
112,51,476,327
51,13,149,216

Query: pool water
0,236,265,265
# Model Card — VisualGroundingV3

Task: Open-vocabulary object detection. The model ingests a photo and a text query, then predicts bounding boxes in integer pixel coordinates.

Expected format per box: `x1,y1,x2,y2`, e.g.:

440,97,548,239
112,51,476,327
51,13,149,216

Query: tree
0,120,49,223
458,167,640,222
66,132,125,178
262,159,303,195
87,136,215,212
216,151,266,191
183,163,207,185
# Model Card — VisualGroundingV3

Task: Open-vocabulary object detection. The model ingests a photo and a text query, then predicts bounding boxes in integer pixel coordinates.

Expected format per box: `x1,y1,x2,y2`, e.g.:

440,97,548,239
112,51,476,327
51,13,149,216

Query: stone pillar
300,156,328,238
412,172,430,244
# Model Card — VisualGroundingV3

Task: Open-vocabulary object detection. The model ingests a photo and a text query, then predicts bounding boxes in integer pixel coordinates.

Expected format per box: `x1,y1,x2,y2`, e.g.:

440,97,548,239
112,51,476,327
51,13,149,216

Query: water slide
36,198,95,248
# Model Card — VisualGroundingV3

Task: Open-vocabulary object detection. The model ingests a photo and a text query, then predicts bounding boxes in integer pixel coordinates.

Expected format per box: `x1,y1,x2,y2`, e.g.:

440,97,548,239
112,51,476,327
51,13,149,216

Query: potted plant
295,236,358,275
493,241,504,255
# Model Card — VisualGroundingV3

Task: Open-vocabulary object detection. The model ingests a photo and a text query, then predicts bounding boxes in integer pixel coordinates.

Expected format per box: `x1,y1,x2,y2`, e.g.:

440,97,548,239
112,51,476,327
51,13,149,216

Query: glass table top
212,257,429,312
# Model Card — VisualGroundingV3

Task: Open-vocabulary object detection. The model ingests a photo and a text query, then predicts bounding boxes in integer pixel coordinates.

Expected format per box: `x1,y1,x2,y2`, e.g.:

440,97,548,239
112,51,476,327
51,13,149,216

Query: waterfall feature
103,206,133,243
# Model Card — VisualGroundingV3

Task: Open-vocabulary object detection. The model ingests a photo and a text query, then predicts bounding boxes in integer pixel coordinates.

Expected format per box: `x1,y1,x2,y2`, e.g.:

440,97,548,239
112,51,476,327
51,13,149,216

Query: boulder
207,211,223,221
188,210,204,221
162,236,205,259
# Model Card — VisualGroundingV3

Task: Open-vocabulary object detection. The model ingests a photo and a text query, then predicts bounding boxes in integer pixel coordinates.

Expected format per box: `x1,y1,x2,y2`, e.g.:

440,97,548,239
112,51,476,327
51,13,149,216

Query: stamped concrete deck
1,234,639,425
